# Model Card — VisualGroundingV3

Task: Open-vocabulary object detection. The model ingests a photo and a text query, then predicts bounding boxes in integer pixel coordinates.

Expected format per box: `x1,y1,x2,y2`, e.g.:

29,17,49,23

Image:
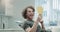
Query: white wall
5,0,35,21
0,0,35,29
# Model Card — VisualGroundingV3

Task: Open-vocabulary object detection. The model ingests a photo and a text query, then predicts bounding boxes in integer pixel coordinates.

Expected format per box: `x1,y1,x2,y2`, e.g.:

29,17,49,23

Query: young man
22,6,51,32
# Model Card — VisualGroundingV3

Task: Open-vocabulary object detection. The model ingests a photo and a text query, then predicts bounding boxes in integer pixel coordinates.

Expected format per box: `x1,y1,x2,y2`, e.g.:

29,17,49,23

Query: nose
31,11,34,14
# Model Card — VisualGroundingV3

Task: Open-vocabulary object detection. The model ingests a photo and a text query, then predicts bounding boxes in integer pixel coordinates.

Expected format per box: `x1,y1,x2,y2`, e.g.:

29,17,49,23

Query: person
22,6,51,32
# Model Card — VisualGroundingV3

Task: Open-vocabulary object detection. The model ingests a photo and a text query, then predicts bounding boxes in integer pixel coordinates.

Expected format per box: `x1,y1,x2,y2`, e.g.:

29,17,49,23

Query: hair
22,6,35,19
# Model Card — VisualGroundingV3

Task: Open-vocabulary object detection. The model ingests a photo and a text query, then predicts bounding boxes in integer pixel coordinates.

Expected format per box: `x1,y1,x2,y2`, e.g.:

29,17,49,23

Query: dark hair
22,6,35,19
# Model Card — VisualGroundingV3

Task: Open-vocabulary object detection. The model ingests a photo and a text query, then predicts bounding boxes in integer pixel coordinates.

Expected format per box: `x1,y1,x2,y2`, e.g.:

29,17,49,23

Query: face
26,8,34,20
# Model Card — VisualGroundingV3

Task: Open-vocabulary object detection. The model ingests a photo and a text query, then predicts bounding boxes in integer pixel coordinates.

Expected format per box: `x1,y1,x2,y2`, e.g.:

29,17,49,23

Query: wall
0,0,35,32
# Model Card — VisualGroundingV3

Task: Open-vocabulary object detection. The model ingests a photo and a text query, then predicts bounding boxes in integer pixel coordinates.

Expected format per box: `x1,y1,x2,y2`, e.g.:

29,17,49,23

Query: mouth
30,14,34,17
27,14,34,19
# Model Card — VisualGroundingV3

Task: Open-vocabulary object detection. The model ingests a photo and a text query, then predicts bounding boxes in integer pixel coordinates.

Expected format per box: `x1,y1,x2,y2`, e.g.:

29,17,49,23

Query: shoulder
24,21,29,24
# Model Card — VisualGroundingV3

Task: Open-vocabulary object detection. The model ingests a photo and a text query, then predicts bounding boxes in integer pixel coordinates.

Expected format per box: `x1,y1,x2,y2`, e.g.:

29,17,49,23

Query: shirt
22,20,44,32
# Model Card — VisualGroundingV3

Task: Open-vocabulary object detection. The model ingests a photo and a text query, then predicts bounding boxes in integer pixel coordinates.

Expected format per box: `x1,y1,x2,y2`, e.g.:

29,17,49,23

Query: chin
29,17,33,20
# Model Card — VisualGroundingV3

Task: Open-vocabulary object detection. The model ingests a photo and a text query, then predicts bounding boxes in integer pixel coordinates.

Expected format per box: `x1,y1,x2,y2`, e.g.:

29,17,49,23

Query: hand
38,14,43,23
37,14,42,20
36,15,41,22
36,14,43,23
39,19,43,24
39,14,42,20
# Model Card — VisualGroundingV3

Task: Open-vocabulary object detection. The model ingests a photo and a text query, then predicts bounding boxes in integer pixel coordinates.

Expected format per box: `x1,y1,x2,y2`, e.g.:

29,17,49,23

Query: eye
32,11,34,12
28,11,31,12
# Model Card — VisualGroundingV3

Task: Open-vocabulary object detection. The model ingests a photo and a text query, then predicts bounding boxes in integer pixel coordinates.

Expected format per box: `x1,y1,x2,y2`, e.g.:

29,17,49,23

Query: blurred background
0,0,60,32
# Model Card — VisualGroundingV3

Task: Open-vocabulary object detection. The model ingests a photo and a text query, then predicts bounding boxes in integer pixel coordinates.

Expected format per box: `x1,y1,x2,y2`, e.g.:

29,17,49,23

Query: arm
40,20,45,29
39,14,45,32
39,20,45,32
39,14,45,30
